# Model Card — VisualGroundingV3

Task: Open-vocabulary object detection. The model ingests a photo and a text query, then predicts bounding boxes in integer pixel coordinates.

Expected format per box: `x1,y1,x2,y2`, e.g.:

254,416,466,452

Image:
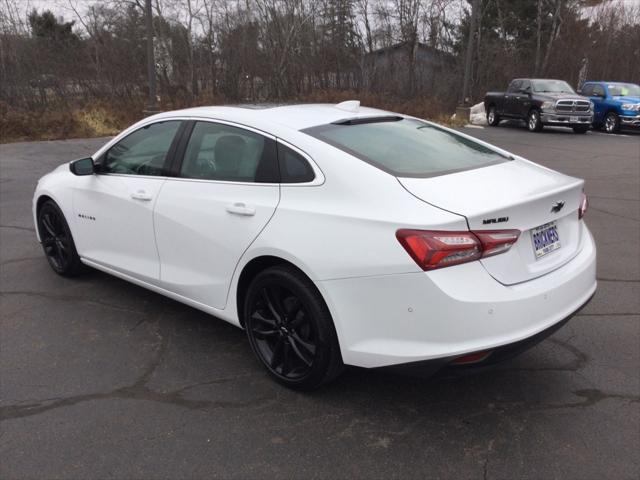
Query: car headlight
590,101,594,111
541,101,555,111
621,103,639,111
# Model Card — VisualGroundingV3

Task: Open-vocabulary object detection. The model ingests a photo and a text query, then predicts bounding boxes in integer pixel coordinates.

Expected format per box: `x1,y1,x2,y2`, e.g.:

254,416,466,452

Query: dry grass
0,91,457,144
0,100,144,144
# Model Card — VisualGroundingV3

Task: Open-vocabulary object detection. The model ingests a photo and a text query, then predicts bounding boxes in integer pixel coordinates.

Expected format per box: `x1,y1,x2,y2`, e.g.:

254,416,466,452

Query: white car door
72,120,183,283
153,120,281,309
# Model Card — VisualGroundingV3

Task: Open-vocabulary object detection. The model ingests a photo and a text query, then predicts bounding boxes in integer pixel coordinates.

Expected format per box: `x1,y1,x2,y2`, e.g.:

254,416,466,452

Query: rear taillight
579,192,588,219
473,230,521,258
396,229,520,271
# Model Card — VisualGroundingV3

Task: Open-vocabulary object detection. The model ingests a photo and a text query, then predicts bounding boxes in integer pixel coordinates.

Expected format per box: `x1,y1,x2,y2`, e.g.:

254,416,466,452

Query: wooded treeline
0,0,638,140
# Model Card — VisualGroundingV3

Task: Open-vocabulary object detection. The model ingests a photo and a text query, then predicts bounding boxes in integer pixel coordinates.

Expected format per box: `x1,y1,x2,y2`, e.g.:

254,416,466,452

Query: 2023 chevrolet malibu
32,101,597,389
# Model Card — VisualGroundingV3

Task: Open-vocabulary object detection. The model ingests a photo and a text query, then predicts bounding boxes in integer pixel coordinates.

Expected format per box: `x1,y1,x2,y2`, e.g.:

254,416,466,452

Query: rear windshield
303,118,510,178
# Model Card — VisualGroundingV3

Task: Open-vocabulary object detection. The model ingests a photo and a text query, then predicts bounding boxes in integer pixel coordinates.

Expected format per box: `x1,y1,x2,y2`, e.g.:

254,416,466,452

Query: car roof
147,102,395,132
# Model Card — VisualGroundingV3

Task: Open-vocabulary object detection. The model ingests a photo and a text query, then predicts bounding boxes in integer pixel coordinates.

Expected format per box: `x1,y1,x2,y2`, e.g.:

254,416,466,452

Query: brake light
396,229,520,271
578,192,588,219
473,230,521,258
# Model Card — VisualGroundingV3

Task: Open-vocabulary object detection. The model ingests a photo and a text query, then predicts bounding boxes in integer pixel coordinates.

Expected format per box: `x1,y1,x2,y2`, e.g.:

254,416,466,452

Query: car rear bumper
377,291,593,378
319,225,596,369
541,112,593,126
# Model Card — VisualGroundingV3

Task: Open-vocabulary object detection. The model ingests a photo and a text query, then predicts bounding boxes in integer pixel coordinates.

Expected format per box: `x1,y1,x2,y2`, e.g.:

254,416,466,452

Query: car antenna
334,100,360,113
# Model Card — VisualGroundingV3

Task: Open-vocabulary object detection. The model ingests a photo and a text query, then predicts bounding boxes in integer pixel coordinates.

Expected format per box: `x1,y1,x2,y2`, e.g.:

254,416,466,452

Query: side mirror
69,157,95,176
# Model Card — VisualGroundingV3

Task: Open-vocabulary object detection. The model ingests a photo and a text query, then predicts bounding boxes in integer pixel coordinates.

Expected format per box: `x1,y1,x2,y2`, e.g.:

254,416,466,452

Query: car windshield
531,80,575,94
607,83,640,97
303,118,510,178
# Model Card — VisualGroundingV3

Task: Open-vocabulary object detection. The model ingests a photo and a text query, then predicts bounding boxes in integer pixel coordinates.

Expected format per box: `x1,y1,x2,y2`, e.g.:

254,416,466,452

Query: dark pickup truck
485,78,593,133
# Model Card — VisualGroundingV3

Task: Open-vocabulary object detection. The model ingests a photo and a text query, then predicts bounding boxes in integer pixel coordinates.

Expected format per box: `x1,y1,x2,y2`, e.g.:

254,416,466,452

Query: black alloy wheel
37,200,85,276
244,266,343,390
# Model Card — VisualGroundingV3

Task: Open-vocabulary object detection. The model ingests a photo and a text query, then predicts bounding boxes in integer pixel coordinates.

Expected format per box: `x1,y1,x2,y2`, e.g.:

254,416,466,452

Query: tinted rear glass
303,118,510,178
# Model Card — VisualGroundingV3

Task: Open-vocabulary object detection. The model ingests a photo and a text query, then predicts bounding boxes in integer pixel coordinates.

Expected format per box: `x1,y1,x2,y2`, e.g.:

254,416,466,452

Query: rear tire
527,109,543,132
573,126,589,134
37,200,86,277
487,105,500,126
604,111,620,133
243,265,344,390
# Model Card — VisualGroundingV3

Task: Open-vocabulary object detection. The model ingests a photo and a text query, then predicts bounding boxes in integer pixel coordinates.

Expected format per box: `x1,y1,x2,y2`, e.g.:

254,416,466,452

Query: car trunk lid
398,159,584,285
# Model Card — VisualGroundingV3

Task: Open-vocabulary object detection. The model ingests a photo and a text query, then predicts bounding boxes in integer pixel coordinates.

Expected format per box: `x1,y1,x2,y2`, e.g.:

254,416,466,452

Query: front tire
243,265,344,390
487,105,500,126
527,109,543,132
37,200,86,276
573,126,589,134
604,111,620,133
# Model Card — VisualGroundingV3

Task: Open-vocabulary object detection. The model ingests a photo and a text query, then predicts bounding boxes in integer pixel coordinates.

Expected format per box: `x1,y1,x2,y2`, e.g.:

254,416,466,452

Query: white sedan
32,101,596,389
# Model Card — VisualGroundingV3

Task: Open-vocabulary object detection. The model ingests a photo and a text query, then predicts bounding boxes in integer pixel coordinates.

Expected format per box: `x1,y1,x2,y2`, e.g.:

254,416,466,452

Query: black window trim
94,119,186,178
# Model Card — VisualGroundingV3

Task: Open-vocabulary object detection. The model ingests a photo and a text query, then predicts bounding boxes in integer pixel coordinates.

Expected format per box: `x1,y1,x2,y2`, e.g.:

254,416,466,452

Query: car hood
612,96,640,104
535,92,588,101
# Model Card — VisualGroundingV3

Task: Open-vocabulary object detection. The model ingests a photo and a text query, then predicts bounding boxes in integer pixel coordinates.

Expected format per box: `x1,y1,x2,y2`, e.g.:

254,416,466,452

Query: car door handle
226,202,255,216
130,190,153,201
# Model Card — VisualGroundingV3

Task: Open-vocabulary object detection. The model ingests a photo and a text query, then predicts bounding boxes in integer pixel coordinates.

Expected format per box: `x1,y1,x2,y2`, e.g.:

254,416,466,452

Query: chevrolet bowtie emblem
551,201,565,213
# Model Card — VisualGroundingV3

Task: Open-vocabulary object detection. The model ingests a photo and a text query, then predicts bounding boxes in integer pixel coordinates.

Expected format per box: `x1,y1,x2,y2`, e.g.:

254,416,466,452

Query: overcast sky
20,0,640,31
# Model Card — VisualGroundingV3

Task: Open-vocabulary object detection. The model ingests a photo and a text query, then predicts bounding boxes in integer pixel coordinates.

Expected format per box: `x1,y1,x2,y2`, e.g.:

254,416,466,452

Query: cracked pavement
1,125,639,479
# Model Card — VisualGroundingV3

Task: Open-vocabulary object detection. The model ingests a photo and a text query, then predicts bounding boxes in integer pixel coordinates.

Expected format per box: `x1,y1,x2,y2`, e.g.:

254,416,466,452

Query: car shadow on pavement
57,267,608,420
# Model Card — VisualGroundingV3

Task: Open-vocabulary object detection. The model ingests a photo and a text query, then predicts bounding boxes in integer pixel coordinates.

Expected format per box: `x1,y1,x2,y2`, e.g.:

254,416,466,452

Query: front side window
581,84,594,96
607,83,640,97
593,84,605,97
101,121,181,176
507,80,522,93
304,118,510,178
180,122,278,182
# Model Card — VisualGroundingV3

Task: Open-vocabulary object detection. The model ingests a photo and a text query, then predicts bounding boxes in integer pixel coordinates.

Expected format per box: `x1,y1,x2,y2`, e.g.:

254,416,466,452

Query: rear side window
278,144,315,183
303,118,510,178
180,121,278,182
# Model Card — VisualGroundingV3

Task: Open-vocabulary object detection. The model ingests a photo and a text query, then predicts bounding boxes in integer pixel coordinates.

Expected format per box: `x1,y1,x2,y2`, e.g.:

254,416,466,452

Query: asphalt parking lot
1,124,639,479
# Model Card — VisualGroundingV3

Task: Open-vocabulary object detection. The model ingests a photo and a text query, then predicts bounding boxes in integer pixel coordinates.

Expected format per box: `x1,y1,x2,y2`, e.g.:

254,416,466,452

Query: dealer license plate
570,116,579,122
531,222,561,259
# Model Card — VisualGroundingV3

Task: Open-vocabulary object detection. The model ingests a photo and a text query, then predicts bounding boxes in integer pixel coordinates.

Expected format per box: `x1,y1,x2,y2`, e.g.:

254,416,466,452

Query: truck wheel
573,126,589,134
487,106,500,126
527,109,543,132
604,112,620,133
